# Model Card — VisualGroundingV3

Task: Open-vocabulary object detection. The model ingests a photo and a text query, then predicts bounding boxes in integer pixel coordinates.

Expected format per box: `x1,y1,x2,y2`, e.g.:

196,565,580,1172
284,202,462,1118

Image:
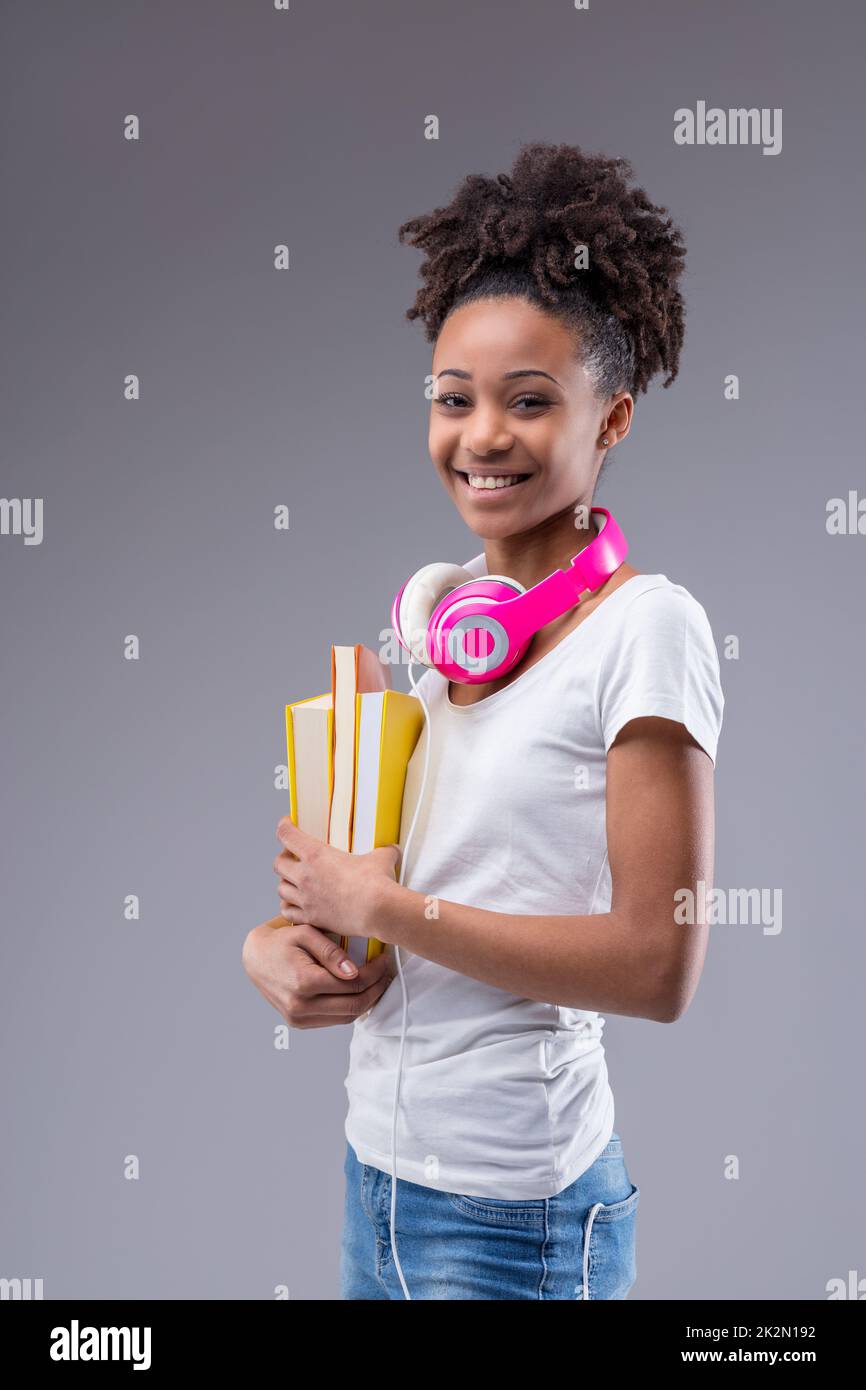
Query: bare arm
368,716,714,1023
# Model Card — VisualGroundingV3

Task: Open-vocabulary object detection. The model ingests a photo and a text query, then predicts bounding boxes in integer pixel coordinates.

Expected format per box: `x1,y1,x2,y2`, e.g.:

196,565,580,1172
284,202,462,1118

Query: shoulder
605,574,720,652
596,574,725,763
617,572,714,617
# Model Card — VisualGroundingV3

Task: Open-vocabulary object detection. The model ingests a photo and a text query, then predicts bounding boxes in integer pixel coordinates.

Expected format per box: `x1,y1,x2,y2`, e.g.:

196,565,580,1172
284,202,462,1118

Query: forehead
433,297,578,374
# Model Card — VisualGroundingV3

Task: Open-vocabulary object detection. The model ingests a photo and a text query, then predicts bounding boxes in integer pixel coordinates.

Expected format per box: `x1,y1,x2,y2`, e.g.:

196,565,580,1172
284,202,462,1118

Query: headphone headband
489,507,627,646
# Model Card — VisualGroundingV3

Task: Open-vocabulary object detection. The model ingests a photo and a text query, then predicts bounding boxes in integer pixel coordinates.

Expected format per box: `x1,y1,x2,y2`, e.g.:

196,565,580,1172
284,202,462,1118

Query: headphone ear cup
397,562,477,666
482,574,526,598
429,572,528,677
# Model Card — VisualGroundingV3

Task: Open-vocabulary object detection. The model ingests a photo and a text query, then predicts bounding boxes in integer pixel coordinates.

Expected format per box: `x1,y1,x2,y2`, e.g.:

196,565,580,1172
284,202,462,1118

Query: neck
482,499,600,588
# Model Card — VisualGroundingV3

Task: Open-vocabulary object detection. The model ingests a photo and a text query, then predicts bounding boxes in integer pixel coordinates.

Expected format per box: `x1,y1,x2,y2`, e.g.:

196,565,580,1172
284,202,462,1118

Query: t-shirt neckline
444,572,662,715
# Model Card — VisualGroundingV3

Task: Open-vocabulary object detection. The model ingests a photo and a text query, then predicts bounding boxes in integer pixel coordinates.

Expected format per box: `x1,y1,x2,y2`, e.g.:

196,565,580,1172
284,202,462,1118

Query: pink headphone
391,506,629,685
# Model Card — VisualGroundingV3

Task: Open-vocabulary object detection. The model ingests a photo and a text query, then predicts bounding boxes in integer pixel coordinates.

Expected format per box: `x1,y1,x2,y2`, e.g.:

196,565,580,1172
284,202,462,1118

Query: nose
462,407,513,455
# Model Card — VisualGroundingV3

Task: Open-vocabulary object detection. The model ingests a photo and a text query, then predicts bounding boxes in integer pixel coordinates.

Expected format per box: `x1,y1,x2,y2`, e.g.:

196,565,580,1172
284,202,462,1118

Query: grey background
2,0,863,1300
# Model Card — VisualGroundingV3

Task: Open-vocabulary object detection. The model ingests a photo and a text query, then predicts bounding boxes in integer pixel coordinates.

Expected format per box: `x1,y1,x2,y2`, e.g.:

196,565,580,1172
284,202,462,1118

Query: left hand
273,816,401,941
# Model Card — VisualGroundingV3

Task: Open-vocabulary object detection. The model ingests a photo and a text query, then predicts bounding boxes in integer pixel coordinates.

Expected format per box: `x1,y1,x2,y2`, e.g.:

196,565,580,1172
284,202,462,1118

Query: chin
460,512,534,542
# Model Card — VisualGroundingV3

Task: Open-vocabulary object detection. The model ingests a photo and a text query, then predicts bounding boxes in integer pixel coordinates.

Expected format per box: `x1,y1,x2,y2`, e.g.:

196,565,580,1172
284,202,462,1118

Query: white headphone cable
387,655,433,1301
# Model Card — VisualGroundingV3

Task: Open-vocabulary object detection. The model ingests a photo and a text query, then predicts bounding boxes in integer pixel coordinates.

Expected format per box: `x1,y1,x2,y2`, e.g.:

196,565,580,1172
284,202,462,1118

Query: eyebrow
435,368,562,386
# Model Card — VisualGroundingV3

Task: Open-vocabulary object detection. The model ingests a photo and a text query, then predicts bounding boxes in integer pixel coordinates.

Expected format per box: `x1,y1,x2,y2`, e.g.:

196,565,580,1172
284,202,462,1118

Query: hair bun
398,141,687,398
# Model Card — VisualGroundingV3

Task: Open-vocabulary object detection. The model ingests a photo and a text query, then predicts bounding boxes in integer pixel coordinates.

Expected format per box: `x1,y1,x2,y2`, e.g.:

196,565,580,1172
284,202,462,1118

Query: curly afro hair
397,141,687,400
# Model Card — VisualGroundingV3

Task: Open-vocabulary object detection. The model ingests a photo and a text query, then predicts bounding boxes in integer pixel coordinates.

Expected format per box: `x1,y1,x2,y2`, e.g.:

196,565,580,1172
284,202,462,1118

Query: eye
434,392,550,410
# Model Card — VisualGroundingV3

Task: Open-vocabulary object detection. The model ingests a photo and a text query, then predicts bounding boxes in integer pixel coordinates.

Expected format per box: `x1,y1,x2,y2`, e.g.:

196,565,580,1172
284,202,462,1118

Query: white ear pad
397,562,477,665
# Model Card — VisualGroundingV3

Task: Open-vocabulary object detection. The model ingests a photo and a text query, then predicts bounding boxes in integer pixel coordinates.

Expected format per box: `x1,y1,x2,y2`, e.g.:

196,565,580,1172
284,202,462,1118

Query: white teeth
466,473,526,490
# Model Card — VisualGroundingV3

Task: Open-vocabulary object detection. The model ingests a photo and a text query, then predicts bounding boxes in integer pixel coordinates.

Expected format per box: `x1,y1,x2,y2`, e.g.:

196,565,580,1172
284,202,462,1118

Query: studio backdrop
1,0,863,1301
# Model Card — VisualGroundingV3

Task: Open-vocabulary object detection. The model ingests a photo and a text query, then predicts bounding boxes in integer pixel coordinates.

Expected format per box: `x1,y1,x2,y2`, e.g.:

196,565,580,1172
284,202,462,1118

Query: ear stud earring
600,437,609,446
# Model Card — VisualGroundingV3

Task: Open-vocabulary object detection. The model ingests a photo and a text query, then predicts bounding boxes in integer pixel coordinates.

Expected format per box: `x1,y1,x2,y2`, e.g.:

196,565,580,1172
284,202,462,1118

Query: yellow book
286,693,333,843
283,656,421,967
284,694,336,941
347,689,425,965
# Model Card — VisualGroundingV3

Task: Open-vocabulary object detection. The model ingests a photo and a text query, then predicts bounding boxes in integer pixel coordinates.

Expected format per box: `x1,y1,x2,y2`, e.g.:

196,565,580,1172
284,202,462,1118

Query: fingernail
339,961,357,976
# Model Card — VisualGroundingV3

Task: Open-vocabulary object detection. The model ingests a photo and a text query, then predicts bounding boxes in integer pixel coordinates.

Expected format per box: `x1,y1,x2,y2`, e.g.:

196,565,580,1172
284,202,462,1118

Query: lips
453,468,532,495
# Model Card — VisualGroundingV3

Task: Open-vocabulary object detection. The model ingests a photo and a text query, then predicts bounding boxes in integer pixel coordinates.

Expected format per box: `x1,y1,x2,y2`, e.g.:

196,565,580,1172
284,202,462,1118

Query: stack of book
284,644,425,964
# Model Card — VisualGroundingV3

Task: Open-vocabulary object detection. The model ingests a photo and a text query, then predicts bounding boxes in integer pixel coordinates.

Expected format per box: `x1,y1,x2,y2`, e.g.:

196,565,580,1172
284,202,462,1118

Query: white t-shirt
343,560,725,1199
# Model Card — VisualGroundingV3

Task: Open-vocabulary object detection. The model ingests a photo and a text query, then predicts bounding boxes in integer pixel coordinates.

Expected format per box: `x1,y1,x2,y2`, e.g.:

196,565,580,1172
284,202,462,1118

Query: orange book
327,644,392,851
324,645,392,961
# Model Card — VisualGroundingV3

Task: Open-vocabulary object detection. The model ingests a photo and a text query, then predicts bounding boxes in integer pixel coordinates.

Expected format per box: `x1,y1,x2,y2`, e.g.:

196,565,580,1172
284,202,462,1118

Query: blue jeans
340,1133,640,1300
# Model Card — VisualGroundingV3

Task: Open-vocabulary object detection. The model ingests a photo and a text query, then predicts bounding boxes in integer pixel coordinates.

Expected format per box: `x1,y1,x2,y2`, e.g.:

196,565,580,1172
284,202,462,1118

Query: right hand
241,917,395,1028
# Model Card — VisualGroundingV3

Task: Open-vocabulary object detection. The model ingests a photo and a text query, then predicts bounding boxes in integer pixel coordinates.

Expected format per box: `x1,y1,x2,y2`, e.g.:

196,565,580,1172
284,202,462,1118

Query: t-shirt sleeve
597,584,725,765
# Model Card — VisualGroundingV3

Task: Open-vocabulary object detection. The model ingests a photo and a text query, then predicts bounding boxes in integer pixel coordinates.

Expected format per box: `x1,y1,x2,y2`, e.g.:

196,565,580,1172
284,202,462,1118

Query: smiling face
429,296,632,543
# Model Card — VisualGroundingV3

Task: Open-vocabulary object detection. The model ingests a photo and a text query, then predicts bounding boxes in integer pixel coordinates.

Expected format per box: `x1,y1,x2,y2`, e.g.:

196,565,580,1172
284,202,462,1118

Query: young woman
243,142,724,1300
